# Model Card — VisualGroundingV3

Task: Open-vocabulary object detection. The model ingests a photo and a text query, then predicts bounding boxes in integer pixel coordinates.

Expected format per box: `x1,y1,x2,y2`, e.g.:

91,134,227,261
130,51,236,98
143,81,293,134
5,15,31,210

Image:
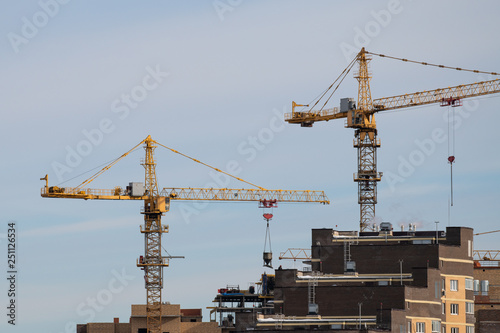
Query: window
450,279,458,291
451,303,459,315
442,278,446,291
408,321,411,333
400,324,404,333
432,320,441,332
451,328,459,333
466,326,474,333
465,278,473,290
466,302,474,314
416,322,425,333
468,240,472,257
442,302,446,314
413,239,432,244
435,281,440,298
481,280,489,295
474,279,480,295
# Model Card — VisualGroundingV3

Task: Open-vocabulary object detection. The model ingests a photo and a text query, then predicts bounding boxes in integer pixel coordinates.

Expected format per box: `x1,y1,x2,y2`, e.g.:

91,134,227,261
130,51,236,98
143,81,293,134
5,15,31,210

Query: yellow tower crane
40,135,329,333
286,48,500,232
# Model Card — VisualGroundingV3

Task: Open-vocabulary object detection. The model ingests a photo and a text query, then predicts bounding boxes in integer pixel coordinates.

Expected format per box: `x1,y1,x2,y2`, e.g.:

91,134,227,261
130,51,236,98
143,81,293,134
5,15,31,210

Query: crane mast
139,136,168,332
349,48,382,231
286,48,500,232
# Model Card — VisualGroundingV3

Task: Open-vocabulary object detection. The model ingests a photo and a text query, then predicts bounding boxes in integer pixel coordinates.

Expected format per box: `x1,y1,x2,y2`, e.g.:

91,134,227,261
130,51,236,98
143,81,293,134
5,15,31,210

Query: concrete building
77,304,220,333
238,226,475,332
78,226,482,333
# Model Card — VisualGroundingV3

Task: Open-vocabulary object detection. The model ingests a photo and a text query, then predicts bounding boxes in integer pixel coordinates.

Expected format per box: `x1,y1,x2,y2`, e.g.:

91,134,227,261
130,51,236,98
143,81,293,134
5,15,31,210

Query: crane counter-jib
40,186,147,200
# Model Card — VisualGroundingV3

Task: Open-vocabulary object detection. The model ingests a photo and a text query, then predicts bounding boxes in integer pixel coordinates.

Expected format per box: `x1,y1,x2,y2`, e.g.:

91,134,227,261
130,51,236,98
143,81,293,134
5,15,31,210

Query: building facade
265,226,475,332
473,251,500,332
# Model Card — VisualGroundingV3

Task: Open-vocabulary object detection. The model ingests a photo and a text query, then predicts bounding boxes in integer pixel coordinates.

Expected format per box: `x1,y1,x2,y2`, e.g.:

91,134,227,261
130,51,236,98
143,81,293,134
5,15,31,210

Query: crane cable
447,105,456,207
264,219,272,254
305,54,359,113
56,149,140,186
365,51,500,76
153,140,266,190
74,139,147,190
262,204,274,254
66,137,265,192
318,59,356,112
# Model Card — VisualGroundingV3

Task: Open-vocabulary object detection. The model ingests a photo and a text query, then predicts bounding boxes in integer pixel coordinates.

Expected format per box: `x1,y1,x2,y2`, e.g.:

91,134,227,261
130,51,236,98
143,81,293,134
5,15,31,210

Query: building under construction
212,225,475,332
49,48,499,333
77,225,500,333
76,304,220,333
473,250,500,333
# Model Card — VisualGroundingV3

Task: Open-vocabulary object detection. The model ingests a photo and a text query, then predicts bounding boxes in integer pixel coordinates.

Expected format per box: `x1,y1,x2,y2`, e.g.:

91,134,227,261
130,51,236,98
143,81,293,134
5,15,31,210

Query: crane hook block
448,156,455,163
259,199,278,208
263,213,273,221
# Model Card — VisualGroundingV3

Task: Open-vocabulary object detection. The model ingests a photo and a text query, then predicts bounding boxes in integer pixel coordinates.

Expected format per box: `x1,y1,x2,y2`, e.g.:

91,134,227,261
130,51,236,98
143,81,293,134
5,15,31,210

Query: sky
1,0,500,331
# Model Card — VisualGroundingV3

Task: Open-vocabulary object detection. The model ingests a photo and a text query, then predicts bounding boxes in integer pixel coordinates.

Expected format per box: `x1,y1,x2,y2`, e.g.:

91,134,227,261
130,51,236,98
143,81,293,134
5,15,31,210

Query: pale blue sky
1,1,500,331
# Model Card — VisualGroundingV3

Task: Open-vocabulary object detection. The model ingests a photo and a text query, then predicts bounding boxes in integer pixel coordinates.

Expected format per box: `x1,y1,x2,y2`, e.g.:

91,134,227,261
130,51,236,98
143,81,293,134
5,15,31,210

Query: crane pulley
41,135,329,333
286,48,500,232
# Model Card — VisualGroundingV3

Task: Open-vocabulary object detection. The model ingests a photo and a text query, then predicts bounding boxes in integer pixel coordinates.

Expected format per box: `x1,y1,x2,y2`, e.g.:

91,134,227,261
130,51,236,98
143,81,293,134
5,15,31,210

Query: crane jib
40,186,330,204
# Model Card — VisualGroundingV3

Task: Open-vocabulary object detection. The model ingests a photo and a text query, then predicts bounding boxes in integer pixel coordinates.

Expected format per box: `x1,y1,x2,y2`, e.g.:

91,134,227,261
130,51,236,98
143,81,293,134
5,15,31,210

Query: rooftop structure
235,225,475,332
77,304,220,333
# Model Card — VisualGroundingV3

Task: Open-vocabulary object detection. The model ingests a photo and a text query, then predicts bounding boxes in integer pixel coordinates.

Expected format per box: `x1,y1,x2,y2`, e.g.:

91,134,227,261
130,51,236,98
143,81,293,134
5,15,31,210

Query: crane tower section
349,50,382,231
139,137,168,332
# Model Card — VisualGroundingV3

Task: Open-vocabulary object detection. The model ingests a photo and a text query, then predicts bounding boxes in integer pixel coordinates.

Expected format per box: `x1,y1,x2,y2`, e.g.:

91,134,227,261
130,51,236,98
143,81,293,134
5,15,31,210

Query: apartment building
255,226,475,332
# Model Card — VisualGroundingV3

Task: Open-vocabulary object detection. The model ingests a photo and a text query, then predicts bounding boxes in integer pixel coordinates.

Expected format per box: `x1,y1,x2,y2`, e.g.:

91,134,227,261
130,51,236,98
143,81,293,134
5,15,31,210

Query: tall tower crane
286,48,500,232
40,135,329,333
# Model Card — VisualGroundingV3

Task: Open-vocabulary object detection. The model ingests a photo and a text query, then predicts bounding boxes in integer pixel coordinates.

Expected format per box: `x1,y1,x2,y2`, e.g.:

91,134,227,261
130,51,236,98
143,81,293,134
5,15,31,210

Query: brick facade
269,227,475,332
474,265,500,332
